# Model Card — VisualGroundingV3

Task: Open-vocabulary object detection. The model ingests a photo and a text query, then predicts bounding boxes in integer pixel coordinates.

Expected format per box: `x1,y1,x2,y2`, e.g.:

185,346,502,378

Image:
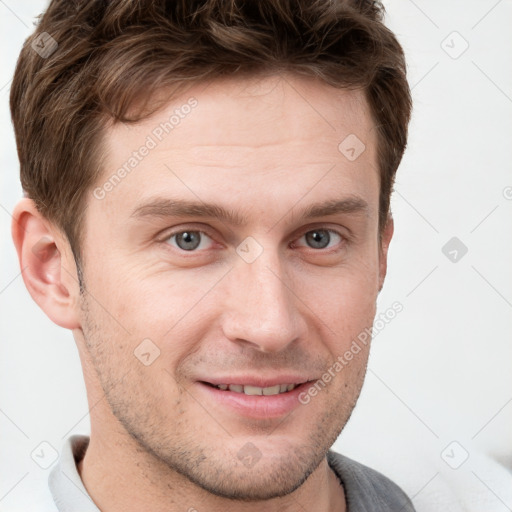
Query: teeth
215,383,298,395
263,385,281,396
243,384,264,395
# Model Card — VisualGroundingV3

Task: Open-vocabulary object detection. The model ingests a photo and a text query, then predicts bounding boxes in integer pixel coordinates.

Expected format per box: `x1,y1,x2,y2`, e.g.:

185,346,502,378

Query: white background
1,1,511,510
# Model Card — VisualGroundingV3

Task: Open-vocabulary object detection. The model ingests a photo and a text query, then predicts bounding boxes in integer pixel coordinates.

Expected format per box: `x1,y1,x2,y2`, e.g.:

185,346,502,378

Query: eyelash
160,226,346,254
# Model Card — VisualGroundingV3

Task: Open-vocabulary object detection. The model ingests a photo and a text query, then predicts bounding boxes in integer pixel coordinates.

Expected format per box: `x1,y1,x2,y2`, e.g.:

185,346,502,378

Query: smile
207,383,298,395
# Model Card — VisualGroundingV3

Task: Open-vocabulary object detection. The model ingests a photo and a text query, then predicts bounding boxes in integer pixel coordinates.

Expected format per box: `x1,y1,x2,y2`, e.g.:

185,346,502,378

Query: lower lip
196,382,313,419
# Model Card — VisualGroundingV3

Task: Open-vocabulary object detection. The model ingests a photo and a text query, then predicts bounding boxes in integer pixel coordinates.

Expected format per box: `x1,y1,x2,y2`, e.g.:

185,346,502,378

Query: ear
378,215,394,292
11,198,81,329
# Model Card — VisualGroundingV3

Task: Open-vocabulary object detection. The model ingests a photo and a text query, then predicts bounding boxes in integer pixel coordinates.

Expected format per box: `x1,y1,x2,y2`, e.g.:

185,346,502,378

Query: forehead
93,74,379,223
109,74,374,148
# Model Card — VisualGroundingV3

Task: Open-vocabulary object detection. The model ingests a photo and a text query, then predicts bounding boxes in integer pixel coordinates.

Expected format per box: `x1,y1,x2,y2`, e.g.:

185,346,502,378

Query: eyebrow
130,196,368,226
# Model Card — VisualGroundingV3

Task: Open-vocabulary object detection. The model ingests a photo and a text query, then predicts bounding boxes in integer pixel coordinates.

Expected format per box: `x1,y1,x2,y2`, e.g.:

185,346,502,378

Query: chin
183,455,317,502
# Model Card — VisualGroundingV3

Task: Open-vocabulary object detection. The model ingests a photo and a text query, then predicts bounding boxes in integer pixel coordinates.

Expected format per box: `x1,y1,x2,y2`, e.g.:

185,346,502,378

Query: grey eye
305,229,332,249
169,231,208,251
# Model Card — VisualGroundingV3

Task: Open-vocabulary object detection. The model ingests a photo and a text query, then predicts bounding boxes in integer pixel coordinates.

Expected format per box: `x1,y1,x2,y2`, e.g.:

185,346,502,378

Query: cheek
301,260,379,320
300,267,378,366
85,267,212,366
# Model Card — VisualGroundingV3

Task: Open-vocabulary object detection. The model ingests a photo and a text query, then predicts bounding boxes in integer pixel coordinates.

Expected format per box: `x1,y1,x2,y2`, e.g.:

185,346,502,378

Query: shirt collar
48,435,99,512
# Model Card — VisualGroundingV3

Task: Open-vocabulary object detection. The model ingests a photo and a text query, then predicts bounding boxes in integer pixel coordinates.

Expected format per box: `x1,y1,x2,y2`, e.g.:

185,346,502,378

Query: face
77,75,389,500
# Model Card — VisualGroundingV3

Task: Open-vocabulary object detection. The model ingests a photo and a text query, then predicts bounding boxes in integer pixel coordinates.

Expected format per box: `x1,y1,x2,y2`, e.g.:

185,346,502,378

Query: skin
12,74,393,512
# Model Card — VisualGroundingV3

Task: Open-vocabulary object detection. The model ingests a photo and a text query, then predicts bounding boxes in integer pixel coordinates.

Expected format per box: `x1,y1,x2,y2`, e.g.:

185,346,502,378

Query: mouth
196,378,315,419
201,382,300,395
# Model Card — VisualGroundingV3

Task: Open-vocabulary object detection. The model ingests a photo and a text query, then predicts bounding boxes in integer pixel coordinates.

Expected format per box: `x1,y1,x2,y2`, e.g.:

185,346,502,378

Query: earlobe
11,198,81,330
378,215,394,292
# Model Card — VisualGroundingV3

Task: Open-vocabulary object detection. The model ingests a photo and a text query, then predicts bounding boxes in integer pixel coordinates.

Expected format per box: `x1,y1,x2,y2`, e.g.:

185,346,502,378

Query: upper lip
199,376,313,387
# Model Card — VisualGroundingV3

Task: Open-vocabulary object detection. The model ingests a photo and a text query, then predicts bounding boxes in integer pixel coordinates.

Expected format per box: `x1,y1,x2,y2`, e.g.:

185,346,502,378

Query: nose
220,247,306,353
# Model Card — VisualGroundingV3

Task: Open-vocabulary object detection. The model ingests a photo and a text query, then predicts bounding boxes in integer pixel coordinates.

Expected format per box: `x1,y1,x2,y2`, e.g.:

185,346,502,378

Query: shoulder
327,449,416,511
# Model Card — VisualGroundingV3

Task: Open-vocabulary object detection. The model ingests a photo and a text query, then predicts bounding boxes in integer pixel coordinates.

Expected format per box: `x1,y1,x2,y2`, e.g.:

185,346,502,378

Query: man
10,0,413,510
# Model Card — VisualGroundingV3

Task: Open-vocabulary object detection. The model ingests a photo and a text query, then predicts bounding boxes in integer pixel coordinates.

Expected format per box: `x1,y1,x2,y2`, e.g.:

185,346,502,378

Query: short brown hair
10,0,411,263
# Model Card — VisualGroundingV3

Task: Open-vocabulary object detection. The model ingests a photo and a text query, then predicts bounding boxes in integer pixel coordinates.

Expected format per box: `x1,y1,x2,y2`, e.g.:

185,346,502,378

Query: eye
295,229,343,250
164,230,214,252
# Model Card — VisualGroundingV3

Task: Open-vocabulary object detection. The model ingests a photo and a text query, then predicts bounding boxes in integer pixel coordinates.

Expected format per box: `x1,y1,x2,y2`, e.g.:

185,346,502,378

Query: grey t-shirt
49,435,415,511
